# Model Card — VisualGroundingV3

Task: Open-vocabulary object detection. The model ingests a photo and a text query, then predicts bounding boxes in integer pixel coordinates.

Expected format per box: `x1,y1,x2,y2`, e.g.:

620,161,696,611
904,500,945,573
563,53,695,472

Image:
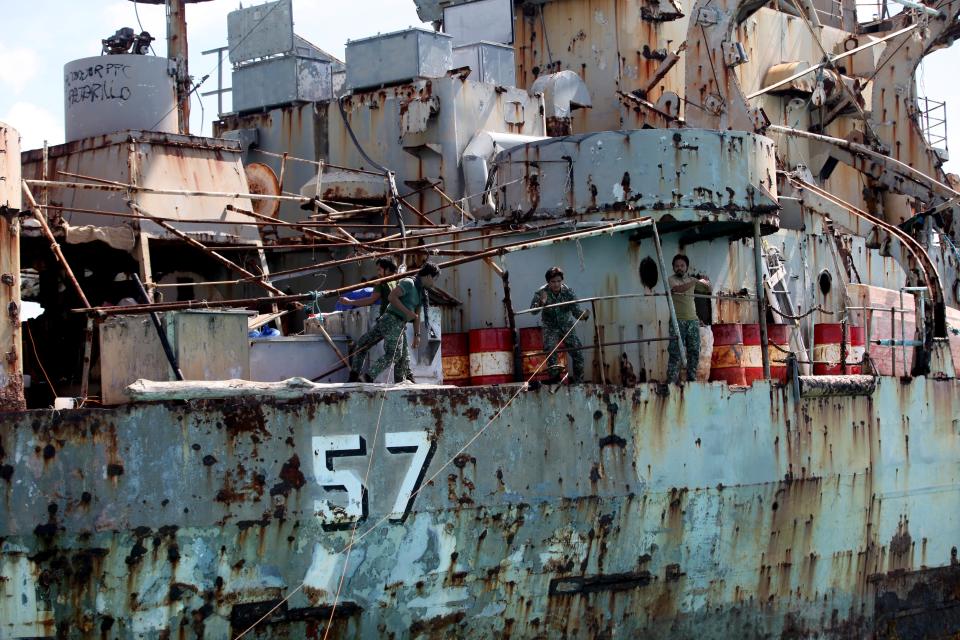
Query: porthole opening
818,270,833,296
639,257,659,289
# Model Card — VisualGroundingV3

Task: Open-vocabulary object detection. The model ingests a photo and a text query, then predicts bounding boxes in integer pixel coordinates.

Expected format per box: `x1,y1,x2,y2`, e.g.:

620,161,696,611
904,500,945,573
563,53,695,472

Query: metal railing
917,96,948,154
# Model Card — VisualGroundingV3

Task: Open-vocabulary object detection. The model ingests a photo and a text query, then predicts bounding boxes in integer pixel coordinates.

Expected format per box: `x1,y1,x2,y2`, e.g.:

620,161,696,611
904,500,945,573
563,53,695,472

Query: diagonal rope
234,328,405,639
233,314,587,639
321,328,406,639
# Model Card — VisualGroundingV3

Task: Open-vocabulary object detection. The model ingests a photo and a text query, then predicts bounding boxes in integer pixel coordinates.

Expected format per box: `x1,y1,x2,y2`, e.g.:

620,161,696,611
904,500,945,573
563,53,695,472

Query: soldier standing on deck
352,262,440,383
531,266,589,383
667,254,711,383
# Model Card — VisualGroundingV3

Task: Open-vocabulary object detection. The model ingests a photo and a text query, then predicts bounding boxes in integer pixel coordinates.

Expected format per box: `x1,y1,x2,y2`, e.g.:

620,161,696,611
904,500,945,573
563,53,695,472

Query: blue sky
0,0,422,149
0,0,957,174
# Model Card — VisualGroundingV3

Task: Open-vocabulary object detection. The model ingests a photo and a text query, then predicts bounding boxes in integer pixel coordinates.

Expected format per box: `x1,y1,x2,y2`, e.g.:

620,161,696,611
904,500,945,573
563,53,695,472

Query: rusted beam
746,24,920,99
0,123,25,411
129,203,285,297
225,204,362,246
652,220,685,370
432,185,475,221
753,215,771,380
28,177,316,206
21,182,91,308
76,220,650,316
79,317,95,399
799,374,877,397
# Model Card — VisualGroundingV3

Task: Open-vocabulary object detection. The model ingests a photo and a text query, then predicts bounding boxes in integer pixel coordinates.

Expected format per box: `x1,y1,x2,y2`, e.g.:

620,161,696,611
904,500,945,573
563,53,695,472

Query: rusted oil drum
519,327,562,381
709,323,747,385
813,323,865,375
469,328,515,385
441,332,470,386
742,324,791,384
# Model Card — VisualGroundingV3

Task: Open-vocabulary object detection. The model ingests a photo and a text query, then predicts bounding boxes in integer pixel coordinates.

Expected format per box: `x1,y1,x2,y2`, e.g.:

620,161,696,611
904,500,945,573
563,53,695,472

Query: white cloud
0,45,41,95
2,102,64,152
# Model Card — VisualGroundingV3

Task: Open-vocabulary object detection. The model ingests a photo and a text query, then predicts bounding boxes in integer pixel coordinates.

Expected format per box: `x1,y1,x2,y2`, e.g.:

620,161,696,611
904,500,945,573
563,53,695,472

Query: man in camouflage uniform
353,262,440,383
666,254,710,383
531,266,588,383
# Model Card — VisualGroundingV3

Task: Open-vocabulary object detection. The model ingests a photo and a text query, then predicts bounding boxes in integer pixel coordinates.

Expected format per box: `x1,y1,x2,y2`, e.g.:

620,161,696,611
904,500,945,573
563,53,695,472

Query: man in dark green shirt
339,257,398,317
531,266,589,383
351,262,440,383
667,254,710,383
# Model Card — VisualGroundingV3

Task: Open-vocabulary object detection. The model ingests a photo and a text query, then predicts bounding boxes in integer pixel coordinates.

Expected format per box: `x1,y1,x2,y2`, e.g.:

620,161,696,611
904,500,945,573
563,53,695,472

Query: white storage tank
64,54,177,141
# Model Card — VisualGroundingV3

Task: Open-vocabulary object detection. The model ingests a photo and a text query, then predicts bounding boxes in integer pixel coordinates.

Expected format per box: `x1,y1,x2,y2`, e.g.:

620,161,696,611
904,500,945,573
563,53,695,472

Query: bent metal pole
76,219,653,316
0,123,25,411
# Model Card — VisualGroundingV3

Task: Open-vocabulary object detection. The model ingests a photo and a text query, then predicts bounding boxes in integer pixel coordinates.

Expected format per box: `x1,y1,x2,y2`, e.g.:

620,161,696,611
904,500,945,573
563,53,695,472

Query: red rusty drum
709,323,747,385
441,332,470,386
519,327,557,381
469,328,515,385
742,324,791,385
813,324,865,375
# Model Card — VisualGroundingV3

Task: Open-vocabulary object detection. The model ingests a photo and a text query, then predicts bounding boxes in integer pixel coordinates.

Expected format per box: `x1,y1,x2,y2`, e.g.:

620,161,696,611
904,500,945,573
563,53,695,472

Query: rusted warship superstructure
3,0,960,637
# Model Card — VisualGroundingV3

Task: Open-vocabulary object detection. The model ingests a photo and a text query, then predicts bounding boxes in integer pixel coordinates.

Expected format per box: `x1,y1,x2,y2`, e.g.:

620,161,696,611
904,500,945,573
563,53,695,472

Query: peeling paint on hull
1,378,959,638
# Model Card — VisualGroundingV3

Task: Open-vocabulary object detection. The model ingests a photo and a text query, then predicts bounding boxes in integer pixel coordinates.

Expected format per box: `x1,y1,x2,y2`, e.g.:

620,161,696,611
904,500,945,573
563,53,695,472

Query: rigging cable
233,314,588,640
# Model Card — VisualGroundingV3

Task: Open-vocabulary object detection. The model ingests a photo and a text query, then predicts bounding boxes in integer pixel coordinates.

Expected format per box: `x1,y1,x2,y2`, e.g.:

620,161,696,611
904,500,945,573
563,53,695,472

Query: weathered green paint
1,378,958,637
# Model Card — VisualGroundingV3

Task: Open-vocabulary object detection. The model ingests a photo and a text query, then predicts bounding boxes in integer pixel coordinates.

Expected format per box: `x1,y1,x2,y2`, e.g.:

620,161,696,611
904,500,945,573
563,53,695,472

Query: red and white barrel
519,327,558,381
709,323,747,385
742,324,791,384
469,328,515,385
813,324,865,375
441,332,471,386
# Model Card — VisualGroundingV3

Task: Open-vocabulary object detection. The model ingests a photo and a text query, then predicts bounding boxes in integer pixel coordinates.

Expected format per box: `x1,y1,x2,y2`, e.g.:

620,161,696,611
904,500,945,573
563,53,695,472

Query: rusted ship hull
2,379,959,638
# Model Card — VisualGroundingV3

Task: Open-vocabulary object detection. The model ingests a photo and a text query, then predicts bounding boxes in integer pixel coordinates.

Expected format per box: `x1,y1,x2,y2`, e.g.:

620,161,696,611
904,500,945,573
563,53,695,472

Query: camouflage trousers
544,323,584,381
667,319,701,383
353,313,411,382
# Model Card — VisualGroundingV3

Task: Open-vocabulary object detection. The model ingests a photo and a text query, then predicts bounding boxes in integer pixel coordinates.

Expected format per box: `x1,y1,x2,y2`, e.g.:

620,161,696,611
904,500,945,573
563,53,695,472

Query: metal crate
345,28,453,91
232,56,333,112
452,41,516,87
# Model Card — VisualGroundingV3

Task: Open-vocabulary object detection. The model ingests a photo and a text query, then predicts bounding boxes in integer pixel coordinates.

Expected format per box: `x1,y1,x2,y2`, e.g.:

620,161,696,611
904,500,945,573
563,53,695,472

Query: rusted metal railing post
753,215,771,379
22,183,91,308
651,220,686,371
500,270,523,383
592,300,605,385
0,123,25,411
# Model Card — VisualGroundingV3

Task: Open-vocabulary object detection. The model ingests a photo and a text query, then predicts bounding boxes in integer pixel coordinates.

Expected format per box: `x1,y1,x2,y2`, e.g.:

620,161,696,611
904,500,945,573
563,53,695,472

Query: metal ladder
762,245,810,373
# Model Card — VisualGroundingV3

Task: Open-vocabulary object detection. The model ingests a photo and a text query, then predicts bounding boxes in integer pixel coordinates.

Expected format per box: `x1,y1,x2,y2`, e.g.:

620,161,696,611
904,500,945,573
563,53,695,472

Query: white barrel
64,55,178,141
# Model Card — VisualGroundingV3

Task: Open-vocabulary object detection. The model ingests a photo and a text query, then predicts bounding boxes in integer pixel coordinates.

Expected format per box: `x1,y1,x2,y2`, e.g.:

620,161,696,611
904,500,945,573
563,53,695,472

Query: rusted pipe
0,123,24,411
76,220,649,316
753,215,771,380
253,222,569,282
592,300,605,385
79,317,95,399
21,181,91,308
652,220,685,370
27,178,318,205
134,273,183,381
501,271,523,383
225,204,365,246
747,24,920,99
799,374,877,397
129,203,284,297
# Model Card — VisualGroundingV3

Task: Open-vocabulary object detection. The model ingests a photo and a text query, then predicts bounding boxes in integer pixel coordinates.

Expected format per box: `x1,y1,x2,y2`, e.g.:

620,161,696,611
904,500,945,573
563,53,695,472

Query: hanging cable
233,314,588,640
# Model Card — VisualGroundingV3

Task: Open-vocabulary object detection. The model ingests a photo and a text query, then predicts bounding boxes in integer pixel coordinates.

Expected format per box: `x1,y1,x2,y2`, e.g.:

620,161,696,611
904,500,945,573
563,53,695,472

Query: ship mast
129,0,213,134
167,0,191,134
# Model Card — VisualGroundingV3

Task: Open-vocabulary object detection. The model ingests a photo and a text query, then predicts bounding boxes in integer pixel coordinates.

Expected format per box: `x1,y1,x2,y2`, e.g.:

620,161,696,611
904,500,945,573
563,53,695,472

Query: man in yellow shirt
667,254,710,383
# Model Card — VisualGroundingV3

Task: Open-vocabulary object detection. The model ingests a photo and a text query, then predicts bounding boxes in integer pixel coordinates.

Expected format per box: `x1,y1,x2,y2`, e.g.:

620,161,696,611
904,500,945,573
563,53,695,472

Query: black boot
348,371,360,382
